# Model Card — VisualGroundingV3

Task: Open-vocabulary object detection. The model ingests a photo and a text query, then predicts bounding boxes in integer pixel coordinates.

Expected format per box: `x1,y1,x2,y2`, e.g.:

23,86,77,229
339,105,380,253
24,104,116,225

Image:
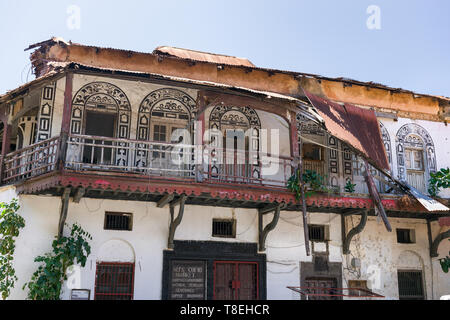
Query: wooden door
83,112,116,165
213,261,258,300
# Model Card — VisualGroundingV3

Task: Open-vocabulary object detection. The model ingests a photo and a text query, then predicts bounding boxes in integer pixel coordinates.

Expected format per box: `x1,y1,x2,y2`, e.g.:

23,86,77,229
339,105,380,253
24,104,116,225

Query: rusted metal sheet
154,46,256,68
404,184,449,212
439,217,450,227
303,89,390,172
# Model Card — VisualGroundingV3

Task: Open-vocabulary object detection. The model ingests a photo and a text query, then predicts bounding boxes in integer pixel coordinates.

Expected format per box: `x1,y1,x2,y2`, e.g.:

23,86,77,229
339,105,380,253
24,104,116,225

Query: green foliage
440,256,450,273
0,198,25,300
428,168,450,197
23,223,92,300
287,169,329,200
344,180,357,193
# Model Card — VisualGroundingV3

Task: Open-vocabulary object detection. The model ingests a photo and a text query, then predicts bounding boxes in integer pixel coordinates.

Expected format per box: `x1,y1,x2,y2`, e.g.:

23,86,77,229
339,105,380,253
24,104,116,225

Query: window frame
94,262,135,300
104,212,133,231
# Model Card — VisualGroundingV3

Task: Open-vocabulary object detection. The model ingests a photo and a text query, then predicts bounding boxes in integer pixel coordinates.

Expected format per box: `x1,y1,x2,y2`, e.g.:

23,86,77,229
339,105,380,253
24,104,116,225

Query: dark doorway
162,241,266,300
83,112,116,165
213,261,258,300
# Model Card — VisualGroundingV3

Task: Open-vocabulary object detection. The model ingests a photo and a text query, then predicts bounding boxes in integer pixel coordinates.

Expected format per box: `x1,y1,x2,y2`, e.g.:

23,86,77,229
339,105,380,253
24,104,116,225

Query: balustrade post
0,121,11,183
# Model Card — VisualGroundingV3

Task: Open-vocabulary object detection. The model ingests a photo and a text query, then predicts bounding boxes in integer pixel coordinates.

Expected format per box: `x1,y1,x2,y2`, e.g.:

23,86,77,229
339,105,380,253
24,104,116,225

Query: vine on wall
428,168,450,197
23,223,92,300
0,198,25,300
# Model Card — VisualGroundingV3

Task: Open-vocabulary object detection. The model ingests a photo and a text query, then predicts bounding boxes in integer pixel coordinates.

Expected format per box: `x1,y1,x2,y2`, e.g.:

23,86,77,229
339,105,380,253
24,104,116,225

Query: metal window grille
212,219,236,238
95,263,135,300
104,212,132,231
398,270,424,300
308,225,325,242
396,229,413,244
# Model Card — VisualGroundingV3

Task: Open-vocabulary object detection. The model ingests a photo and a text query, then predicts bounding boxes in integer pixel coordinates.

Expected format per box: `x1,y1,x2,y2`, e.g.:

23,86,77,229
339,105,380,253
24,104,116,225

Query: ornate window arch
70,82,131,139
379,122,392,168
208,105,261,179
135,88,197,169
396,123,436,190
137,88,197,141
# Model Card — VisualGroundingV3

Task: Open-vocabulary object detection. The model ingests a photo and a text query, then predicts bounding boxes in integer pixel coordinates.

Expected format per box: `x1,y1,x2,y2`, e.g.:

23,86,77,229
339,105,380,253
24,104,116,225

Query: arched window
209,105,261,181
396,124,436,193
70,82,131,166
136,88,197,169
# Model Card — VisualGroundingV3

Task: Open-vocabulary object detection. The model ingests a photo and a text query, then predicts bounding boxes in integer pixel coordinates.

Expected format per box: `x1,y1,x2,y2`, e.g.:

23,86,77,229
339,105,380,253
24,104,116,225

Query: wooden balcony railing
2,135,388,194
65,134,196,180
2,136,60,184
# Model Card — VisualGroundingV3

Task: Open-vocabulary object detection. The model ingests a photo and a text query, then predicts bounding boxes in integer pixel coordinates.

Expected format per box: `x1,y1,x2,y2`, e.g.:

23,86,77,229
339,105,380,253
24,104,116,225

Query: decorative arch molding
209,105,261,131
208,105,262,179
396,250,425,270
70,82,131,139
396,123,436,181
97,239,136,263
137,88,197,141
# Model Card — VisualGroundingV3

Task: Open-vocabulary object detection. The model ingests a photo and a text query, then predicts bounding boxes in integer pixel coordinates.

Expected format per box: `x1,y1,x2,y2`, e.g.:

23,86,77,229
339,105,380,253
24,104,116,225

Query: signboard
170,260,206,300
71,289,91,300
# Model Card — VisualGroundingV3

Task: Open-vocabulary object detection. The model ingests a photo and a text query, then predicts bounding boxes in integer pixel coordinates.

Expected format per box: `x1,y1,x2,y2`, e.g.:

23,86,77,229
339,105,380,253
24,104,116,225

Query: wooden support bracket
157,193,175,208
58,187,71,239
342,210,368,255
168,194,187,250
430,228,450,258
73,187,85,204
258,203,283,252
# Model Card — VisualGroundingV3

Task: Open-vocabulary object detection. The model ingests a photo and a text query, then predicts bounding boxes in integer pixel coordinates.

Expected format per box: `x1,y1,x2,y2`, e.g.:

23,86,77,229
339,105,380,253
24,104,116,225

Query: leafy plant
23,223,92,300
428,168,450,197
344,180,357,193
288,169,328,199
0,199,25,300
440,256,450,273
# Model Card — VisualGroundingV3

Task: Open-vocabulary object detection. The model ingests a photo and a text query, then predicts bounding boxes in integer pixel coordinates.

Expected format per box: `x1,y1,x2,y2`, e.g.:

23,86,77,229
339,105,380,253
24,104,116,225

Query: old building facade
0,38,449,300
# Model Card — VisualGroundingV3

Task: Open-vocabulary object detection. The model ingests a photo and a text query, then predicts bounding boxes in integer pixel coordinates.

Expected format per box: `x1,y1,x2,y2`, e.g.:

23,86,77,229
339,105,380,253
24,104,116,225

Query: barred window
104,212,133,231
398,270,424,300
212,219,236,238
95,263,135,300
308,225,327,242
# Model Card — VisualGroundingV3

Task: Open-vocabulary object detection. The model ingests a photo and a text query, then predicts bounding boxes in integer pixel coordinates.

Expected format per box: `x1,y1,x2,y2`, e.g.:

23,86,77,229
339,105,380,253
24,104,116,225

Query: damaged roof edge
25,37,450,103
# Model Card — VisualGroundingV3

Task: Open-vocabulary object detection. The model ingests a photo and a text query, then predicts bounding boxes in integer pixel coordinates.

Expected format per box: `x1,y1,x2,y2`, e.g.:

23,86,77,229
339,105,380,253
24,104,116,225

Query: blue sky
1,0,449,97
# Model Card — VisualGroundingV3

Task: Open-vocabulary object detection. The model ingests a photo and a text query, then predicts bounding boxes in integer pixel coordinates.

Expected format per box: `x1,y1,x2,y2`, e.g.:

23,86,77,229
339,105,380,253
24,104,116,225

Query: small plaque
170,260,206,300
71,289,91,300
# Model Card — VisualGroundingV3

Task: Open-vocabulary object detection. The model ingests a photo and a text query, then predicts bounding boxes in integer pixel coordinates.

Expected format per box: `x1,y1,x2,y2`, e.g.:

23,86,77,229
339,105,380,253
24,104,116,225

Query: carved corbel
430,228,450,258
167,194,187,250
73,187,85,204
342,210,368,255
258,204,283,252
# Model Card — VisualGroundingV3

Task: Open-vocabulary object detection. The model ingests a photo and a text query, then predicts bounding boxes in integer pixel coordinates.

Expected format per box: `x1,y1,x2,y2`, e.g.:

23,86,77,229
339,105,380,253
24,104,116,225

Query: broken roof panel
154,46,256,68
303,89,390,172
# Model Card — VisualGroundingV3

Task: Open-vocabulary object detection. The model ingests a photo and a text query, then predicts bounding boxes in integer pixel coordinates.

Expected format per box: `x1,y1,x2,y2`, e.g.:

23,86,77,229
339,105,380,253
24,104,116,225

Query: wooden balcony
1,135,294,190
0,135,436,217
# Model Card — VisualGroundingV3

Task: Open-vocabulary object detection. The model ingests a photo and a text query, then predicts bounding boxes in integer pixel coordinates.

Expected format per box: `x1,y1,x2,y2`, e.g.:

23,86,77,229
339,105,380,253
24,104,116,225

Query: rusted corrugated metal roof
154,46,256,68
403,184,449,212
439,217,450,226
303,89,390,172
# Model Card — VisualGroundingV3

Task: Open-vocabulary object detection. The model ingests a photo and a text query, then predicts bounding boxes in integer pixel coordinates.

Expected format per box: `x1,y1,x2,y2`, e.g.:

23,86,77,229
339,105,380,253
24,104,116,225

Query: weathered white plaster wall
3,188,447,300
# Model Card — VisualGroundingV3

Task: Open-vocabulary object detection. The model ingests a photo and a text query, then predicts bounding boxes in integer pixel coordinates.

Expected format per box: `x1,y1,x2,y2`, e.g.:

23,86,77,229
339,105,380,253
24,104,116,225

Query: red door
213,261,258,300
